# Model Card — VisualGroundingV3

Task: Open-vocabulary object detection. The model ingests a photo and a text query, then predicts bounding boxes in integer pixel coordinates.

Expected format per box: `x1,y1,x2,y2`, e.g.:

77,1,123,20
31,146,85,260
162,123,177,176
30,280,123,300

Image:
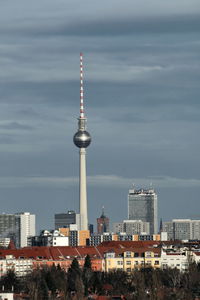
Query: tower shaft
73,53,91,232
79,148,88,230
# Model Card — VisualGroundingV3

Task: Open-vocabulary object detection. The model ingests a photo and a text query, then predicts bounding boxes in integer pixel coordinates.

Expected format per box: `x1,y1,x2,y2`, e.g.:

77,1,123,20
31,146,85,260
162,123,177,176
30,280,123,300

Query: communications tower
73,53,91,231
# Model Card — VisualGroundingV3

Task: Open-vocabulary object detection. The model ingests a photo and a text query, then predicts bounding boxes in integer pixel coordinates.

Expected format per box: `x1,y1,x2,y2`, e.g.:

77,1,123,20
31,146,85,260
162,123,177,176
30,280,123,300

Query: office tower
97,207,109,234
73,53,91,230
0,212,35,248
128,188,158,234
55,210,80,229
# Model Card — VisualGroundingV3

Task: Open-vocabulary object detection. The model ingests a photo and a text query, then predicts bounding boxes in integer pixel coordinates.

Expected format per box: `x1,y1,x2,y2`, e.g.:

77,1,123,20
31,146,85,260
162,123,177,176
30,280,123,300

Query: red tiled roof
0,246,106,260
0,241,161,261
99,241,160,248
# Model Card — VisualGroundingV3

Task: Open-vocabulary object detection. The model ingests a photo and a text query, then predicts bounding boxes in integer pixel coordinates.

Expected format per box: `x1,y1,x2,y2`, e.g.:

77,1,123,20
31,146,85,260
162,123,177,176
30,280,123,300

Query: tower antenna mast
80,52,85,119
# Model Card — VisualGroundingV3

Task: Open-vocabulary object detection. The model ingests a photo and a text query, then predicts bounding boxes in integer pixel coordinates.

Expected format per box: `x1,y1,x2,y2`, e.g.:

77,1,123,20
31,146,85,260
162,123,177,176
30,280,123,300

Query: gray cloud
2,15,200,37
0,122,34,130
1,0,200,37
0,175,199,189
59,15,200,37
0,136,16,144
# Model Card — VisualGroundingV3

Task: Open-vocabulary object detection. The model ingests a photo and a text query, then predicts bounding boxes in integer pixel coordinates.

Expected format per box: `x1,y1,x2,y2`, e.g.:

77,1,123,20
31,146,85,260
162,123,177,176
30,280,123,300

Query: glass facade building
128,188,158,234
55,210,81,230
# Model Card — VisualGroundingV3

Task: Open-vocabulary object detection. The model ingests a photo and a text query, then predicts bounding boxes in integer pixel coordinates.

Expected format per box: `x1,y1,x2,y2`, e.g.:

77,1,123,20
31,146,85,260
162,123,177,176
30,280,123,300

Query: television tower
73,53,91,231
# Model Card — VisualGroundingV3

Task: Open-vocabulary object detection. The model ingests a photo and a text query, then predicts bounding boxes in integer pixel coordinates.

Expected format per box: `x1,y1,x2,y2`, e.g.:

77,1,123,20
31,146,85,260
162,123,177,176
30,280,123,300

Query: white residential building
52,230,69,246
0,293,14,300
0,255,33,277
161,249,189,271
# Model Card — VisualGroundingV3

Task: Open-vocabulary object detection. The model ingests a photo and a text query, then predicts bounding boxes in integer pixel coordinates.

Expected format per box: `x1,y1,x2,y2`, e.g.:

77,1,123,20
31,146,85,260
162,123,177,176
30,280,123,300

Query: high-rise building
55,211,80,230
0,212,35,248
73,53,91,231
97,207,109,234
0,214,20,247
128,188,158,234
18,212,35,248
163,219,200,241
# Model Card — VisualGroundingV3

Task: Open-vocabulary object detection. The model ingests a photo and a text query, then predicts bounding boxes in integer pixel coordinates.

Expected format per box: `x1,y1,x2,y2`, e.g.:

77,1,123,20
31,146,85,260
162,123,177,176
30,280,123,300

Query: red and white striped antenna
80,52,85,118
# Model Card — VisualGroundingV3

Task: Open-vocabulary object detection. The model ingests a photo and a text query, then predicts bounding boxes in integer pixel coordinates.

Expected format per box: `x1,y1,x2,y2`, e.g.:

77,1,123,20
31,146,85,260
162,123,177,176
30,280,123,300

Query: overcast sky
0,0,200,232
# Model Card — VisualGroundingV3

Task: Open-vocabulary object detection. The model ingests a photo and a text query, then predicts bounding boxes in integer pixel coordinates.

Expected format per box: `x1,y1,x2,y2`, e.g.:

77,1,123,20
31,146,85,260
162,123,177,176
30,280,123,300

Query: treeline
1,256,200,299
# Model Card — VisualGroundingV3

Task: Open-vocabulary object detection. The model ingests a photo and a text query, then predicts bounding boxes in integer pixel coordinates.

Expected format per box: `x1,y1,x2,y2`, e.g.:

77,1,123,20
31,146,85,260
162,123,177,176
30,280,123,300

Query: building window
126,268,131,272
126,251,131,258
134,253,139,257
146,252,151,258
126,261,131,265
154,261,159,265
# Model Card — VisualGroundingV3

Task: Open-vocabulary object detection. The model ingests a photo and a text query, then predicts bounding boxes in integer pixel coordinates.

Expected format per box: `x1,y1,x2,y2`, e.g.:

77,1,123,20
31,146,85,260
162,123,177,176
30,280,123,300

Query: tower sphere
73,130,91,148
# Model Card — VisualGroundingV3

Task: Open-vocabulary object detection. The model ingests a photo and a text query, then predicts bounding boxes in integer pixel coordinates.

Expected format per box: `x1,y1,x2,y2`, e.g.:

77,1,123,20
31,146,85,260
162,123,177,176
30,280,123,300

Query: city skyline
0,1,200,231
